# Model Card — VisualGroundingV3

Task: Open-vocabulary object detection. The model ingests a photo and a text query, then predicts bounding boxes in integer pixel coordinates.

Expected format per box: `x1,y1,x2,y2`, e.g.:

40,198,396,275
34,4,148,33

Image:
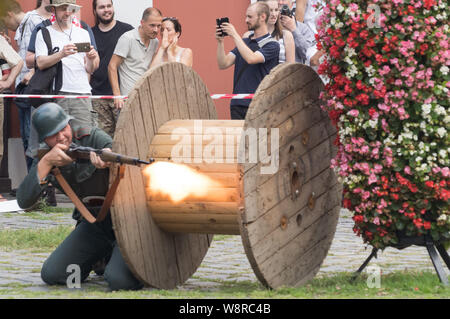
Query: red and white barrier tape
0,94,255,100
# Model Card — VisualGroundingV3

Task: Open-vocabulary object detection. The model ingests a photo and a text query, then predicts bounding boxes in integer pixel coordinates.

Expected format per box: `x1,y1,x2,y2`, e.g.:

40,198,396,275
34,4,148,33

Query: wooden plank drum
111,62,342,289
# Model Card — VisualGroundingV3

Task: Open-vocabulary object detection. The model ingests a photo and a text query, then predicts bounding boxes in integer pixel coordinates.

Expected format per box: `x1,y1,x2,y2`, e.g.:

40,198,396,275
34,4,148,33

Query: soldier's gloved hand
43,143,74,167
90,148,112,169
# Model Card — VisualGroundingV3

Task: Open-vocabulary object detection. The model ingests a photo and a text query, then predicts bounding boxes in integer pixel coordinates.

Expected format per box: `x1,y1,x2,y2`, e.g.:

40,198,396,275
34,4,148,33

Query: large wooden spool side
240,63,342,288
110,63,216,289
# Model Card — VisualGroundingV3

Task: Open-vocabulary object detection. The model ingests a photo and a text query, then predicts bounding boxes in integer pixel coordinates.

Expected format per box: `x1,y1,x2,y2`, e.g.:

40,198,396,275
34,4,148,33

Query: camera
216,17,229,36
280,5,292,17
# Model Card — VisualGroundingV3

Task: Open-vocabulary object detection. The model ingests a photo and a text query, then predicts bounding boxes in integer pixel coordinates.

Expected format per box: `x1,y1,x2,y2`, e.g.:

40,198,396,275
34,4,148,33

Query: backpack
24,26,63,108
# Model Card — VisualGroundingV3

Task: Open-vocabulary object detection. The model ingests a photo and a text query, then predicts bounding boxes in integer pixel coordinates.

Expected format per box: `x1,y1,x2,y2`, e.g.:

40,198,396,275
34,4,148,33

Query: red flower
351,23,361,32
440,189,450,201
424,0,436,10
423,222,431,230
413,218,424,229
344,84,353,94
360,30,369,40
330,45,341,59
331,64,341,75
425,181,435,188
356,93,370,105
353,214,364,223
408,183,418,193
336,38,346,48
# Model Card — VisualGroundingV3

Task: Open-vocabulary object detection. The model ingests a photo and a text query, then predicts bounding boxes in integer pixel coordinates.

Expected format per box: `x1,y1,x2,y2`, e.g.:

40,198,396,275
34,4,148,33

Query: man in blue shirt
216,2,280,120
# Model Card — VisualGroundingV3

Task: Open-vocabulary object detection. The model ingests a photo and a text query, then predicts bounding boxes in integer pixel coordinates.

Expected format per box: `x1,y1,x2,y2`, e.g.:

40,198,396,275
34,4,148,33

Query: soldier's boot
92,251,112,276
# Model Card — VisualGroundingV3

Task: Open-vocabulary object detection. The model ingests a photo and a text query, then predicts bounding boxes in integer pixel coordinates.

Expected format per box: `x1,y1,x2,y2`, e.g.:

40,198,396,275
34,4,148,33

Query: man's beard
97,12,115,25
247,21,260,31
55,15,72,29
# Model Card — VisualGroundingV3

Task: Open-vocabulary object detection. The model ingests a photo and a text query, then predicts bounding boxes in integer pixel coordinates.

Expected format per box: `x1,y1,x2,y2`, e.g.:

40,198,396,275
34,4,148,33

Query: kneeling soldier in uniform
16,102,144,291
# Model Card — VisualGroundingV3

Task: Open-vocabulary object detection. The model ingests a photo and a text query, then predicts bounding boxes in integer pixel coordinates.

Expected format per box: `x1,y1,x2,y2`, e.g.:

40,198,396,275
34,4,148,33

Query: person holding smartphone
34,0,99,129
216,2,280,120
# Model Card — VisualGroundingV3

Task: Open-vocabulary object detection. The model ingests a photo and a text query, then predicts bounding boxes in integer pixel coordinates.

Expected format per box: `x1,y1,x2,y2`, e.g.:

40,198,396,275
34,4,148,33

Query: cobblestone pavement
0,192,448,295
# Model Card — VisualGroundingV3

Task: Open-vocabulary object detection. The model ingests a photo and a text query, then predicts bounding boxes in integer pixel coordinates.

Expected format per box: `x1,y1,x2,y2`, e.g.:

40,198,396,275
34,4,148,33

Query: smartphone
216,17,229,36
74,42,91,53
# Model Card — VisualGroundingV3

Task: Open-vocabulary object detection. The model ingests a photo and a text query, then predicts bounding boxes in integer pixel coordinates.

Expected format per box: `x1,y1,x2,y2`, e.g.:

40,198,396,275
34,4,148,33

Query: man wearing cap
16,102,144,291
34,0,99,128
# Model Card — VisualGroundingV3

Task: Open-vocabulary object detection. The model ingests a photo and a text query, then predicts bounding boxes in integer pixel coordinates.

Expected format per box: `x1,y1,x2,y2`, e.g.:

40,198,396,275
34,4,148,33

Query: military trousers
40,213,144,291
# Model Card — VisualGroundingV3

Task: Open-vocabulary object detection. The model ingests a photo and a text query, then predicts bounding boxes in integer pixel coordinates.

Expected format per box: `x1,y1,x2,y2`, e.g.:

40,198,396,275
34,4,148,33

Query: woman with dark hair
150,17,193,67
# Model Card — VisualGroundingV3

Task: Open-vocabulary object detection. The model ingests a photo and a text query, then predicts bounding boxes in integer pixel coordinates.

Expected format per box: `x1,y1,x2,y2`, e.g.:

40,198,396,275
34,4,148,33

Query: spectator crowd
0,0,322,198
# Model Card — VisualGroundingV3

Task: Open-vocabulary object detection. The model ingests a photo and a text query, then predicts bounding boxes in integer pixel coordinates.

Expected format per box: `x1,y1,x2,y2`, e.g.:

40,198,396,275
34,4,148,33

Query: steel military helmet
32,103,73,143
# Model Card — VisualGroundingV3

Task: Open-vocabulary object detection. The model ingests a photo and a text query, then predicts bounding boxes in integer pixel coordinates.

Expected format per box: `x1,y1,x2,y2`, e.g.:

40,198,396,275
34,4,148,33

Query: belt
52,165,125,223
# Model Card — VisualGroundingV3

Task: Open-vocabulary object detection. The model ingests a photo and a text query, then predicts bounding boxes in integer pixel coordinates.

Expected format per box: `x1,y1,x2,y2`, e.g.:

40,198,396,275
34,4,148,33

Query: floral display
316,0,449,249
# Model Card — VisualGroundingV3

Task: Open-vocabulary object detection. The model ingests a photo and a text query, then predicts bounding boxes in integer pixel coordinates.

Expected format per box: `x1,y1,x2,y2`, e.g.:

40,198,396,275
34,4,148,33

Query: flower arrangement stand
353,235,450,286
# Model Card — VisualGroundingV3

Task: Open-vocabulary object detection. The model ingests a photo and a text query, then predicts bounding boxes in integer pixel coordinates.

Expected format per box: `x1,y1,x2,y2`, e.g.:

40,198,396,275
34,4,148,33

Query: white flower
346,64,358,78
337,4,345,13
440,65,449,75
435,105,446,116
439,149,447,158
421,104,432,115
344,56,353,65
365,65,376,77
344,46,356,57
436,127,447,138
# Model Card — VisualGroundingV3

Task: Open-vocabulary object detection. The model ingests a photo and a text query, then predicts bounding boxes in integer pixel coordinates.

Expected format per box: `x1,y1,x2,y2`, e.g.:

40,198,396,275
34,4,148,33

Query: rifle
38,143,155,167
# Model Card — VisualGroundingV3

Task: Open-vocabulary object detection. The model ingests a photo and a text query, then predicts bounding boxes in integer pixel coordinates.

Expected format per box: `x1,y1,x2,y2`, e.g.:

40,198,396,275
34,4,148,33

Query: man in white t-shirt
35,0,99,127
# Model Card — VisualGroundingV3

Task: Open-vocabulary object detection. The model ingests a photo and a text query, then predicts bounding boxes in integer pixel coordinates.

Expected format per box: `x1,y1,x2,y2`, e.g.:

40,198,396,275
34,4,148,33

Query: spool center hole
291,171,300,196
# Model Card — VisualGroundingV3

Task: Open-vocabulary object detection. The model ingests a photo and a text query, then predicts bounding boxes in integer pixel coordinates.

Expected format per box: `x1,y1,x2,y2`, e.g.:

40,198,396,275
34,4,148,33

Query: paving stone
0,200,447,293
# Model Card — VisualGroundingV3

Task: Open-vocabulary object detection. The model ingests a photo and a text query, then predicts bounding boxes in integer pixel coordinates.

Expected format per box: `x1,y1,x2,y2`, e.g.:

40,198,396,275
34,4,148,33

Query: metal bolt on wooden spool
110,62,342,289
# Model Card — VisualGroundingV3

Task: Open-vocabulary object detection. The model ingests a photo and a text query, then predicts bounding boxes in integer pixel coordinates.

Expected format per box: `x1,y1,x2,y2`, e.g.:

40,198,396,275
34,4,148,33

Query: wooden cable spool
111,62,342,289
